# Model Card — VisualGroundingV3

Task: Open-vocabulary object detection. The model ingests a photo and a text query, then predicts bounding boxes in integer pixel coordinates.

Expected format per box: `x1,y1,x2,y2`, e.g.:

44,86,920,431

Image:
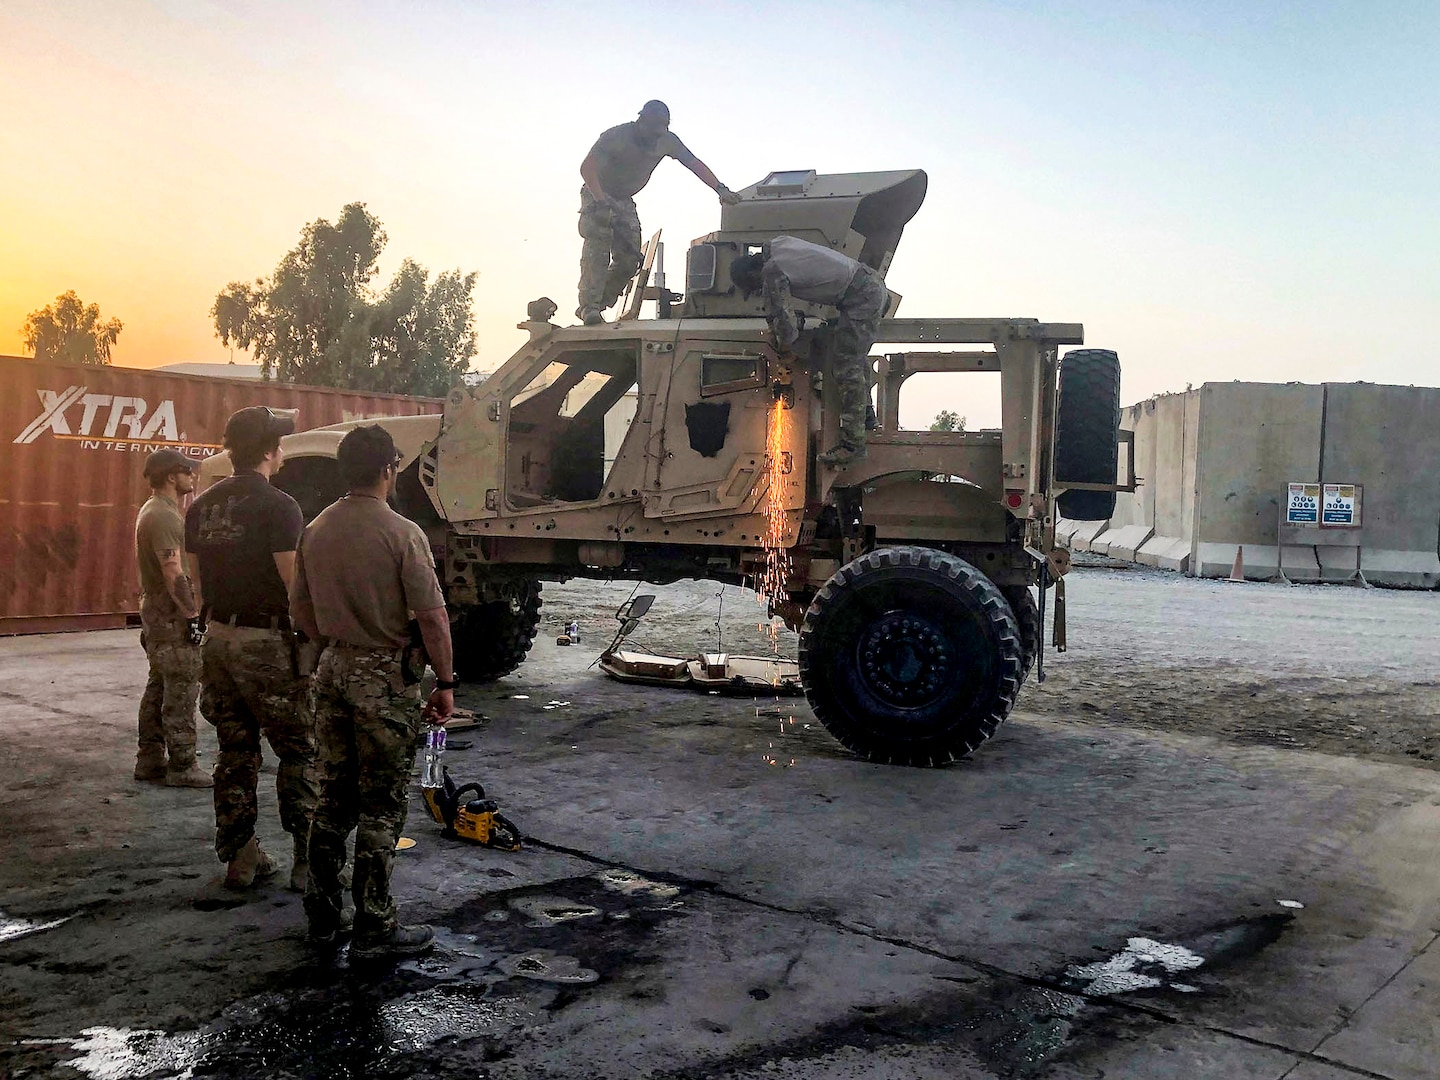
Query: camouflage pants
578,187,642,314
201,624,317,863
831,266,888,450
137,613,201,771
303,644,423,939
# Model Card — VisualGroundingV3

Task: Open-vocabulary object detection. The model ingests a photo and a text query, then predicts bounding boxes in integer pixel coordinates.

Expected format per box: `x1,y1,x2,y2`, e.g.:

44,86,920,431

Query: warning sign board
1322,483,1360,527
1286,483,1320,524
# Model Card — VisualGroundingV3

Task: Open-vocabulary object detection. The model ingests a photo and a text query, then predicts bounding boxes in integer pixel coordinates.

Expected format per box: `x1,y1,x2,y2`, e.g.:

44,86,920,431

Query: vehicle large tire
1054,348,1121,522
452,582,543,682
798,547,1023,767
1001,584,1040,684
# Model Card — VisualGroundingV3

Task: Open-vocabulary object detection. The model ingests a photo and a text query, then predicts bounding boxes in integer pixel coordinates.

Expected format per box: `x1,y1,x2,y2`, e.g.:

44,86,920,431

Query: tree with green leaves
22,291,123,365
212,203,477,397
930,409,966,432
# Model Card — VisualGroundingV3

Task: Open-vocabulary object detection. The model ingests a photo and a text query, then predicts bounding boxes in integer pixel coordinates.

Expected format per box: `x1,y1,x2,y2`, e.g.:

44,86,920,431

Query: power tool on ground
421,768,523,851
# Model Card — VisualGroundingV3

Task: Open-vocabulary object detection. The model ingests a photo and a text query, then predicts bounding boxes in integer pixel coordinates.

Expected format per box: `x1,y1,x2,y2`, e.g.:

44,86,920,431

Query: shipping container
0,355,443,634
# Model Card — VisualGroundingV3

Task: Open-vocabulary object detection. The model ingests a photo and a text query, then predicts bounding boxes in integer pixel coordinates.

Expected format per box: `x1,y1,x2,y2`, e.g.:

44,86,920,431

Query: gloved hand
717,184,741,206
186,617,206,646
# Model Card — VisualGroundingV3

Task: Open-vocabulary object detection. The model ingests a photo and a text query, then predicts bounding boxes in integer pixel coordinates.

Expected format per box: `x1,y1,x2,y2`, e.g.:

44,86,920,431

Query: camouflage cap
143,447,196,480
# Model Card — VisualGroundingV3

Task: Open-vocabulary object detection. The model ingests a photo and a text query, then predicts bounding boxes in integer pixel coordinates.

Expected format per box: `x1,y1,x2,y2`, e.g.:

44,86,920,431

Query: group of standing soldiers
133,412,454,960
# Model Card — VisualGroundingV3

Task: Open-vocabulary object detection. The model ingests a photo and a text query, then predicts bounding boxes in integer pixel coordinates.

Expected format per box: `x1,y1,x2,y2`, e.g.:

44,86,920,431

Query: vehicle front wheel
798,547,1023,767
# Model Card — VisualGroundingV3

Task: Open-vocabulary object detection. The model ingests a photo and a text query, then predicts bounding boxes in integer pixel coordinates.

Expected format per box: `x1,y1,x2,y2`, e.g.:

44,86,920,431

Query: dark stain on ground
8,874,690,1080
651,913,1295,1080
648,977,1134,1080
7,901,1292,1080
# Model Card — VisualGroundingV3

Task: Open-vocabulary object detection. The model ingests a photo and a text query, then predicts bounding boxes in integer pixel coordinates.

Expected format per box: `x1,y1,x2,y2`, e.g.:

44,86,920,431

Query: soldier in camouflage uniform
292,424,456,961
577,100,740,325
185,407,318,892
134,448,211,788
730,236,889,467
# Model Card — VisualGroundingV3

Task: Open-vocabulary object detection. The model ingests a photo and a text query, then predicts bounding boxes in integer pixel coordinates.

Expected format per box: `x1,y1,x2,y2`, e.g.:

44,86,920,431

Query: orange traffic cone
1228,545,1245,582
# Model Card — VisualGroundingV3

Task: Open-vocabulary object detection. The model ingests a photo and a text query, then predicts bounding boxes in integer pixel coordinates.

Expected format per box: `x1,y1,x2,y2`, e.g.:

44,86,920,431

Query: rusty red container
0,355,443,634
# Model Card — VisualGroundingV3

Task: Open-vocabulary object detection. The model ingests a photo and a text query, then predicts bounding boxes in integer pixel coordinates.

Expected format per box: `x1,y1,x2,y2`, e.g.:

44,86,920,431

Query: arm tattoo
172,575,198,616
763,265,799,348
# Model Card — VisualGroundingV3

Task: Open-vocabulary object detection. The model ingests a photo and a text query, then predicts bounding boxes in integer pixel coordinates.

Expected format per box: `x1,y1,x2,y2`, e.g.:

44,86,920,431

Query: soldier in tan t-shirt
134,448,211,788
291,424,454,961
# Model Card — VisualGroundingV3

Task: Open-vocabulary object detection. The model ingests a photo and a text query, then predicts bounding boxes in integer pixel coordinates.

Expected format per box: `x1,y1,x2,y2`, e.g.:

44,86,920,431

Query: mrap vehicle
201,169,1127,766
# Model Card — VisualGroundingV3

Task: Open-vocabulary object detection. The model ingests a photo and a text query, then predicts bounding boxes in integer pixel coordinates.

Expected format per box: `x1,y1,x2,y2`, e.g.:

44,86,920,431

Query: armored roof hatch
719,169,928,274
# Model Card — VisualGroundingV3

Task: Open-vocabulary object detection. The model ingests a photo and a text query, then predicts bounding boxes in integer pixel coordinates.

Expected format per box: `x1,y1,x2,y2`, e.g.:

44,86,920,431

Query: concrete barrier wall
1058,380,1438,588
1136,391,1197,572
1322,383,1440,588
1190,383,1324,581
1087,397,1156,559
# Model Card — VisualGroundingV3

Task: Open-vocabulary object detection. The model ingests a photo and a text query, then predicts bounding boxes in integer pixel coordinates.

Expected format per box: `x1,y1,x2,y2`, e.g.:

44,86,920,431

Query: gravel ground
541,565,1440,767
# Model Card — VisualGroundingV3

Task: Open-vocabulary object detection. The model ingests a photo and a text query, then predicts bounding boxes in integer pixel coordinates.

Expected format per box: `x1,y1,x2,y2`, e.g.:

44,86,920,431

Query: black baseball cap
223,406,297,455
143,448,196,480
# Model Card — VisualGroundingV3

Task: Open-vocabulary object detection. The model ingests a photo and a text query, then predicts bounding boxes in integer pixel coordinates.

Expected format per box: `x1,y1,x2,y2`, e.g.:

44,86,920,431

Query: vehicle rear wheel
798,547,1023,767
1055,348,1122,522
452,581,543,682
1001,584,1040,683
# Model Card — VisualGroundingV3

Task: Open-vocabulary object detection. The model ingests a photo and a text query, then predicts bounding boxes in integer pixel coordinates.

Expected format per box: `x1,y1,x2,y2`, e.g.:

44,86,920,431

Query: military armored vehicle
208,169,1126,766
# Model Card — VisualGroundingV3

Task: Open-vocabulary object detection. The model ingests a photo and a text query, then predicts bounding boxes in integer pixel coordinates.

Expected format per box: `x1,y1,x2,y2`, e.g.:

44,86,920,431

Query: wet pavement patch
1059,913,1293,999
14,871,691,1079
9,898,1294,1079
0,909,72,944
650,913,1297,1080
645,977,1115,1080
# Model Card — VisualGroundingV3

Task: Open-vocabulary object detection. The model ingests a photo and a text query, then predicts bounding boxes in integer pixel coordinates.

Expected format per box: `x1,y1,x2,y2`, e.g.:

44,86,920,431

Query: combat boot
351,923,435,962
817,442,867,468
289,834,310,894
576,306,605,326
224,837,279,890
134,750,167,783
165,762,214,788
306,907,354,948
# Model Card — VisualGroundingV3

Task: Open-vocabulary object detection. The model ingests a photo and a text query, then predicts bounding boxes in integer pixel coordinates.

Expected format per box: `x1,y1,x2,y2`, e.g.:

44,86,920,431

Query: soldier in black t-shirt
185,407,318,893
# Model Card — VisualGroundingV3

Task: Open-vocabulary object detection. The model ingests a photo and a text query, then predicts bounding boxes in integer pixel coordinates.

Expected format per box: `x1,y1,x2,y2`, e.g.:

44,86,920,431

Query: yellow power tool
421,769,523,851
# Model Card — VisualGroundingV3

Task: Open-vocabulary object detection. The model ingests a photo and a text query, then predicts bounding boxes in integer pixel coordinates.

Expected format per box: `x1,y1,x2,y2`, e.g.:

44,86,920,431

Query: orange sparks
757,398,793,654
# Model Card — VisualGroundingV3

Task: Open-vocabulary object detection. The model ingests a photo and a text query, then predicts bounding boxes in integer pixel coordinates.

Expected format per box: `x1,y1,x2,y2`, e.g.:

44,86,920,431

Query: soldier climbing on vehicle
577,99,740,326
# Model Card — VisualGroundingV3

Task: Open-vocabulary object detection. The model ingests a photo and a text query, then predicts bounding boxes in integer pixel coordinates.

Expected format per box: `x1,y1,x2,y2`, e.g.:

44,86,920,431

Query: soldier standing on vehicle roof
134,449,212,788
185,406,318,893
291,424,456,960
729,235,889,467
577,99,741,326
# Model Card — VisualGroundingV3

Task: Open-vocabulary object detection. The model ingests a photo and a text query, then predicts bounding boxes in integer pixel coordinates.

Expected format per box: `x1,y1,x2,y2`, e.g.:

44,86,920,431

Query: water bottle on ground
420,728,446,789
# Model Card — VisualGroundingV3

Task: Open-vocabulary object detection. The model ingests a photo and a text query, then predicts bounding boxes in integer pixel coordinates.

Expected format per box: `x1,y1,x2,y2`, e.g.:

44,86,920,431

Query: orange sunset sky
2,1,1436,428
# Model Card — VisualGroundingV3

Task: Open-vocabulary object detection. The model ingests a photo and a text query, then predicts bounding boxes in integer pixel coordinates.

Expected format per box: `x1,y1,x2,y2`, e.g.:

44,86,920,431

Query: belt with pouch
211,611,292,632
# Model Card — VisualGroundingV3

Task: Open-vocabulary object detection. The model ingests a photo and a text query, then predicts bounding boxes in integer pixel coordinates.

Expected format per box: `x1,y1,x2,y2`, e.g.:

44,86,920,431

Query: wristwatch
434,677,460,691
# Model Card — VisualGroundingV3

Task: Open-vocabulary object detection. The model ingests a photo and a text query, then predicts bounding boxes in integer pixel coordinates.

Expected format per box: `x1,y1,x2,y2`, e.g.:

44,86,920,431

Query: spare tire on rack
798,547,1023,767
452,581,543,682
1054,348,1122,522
